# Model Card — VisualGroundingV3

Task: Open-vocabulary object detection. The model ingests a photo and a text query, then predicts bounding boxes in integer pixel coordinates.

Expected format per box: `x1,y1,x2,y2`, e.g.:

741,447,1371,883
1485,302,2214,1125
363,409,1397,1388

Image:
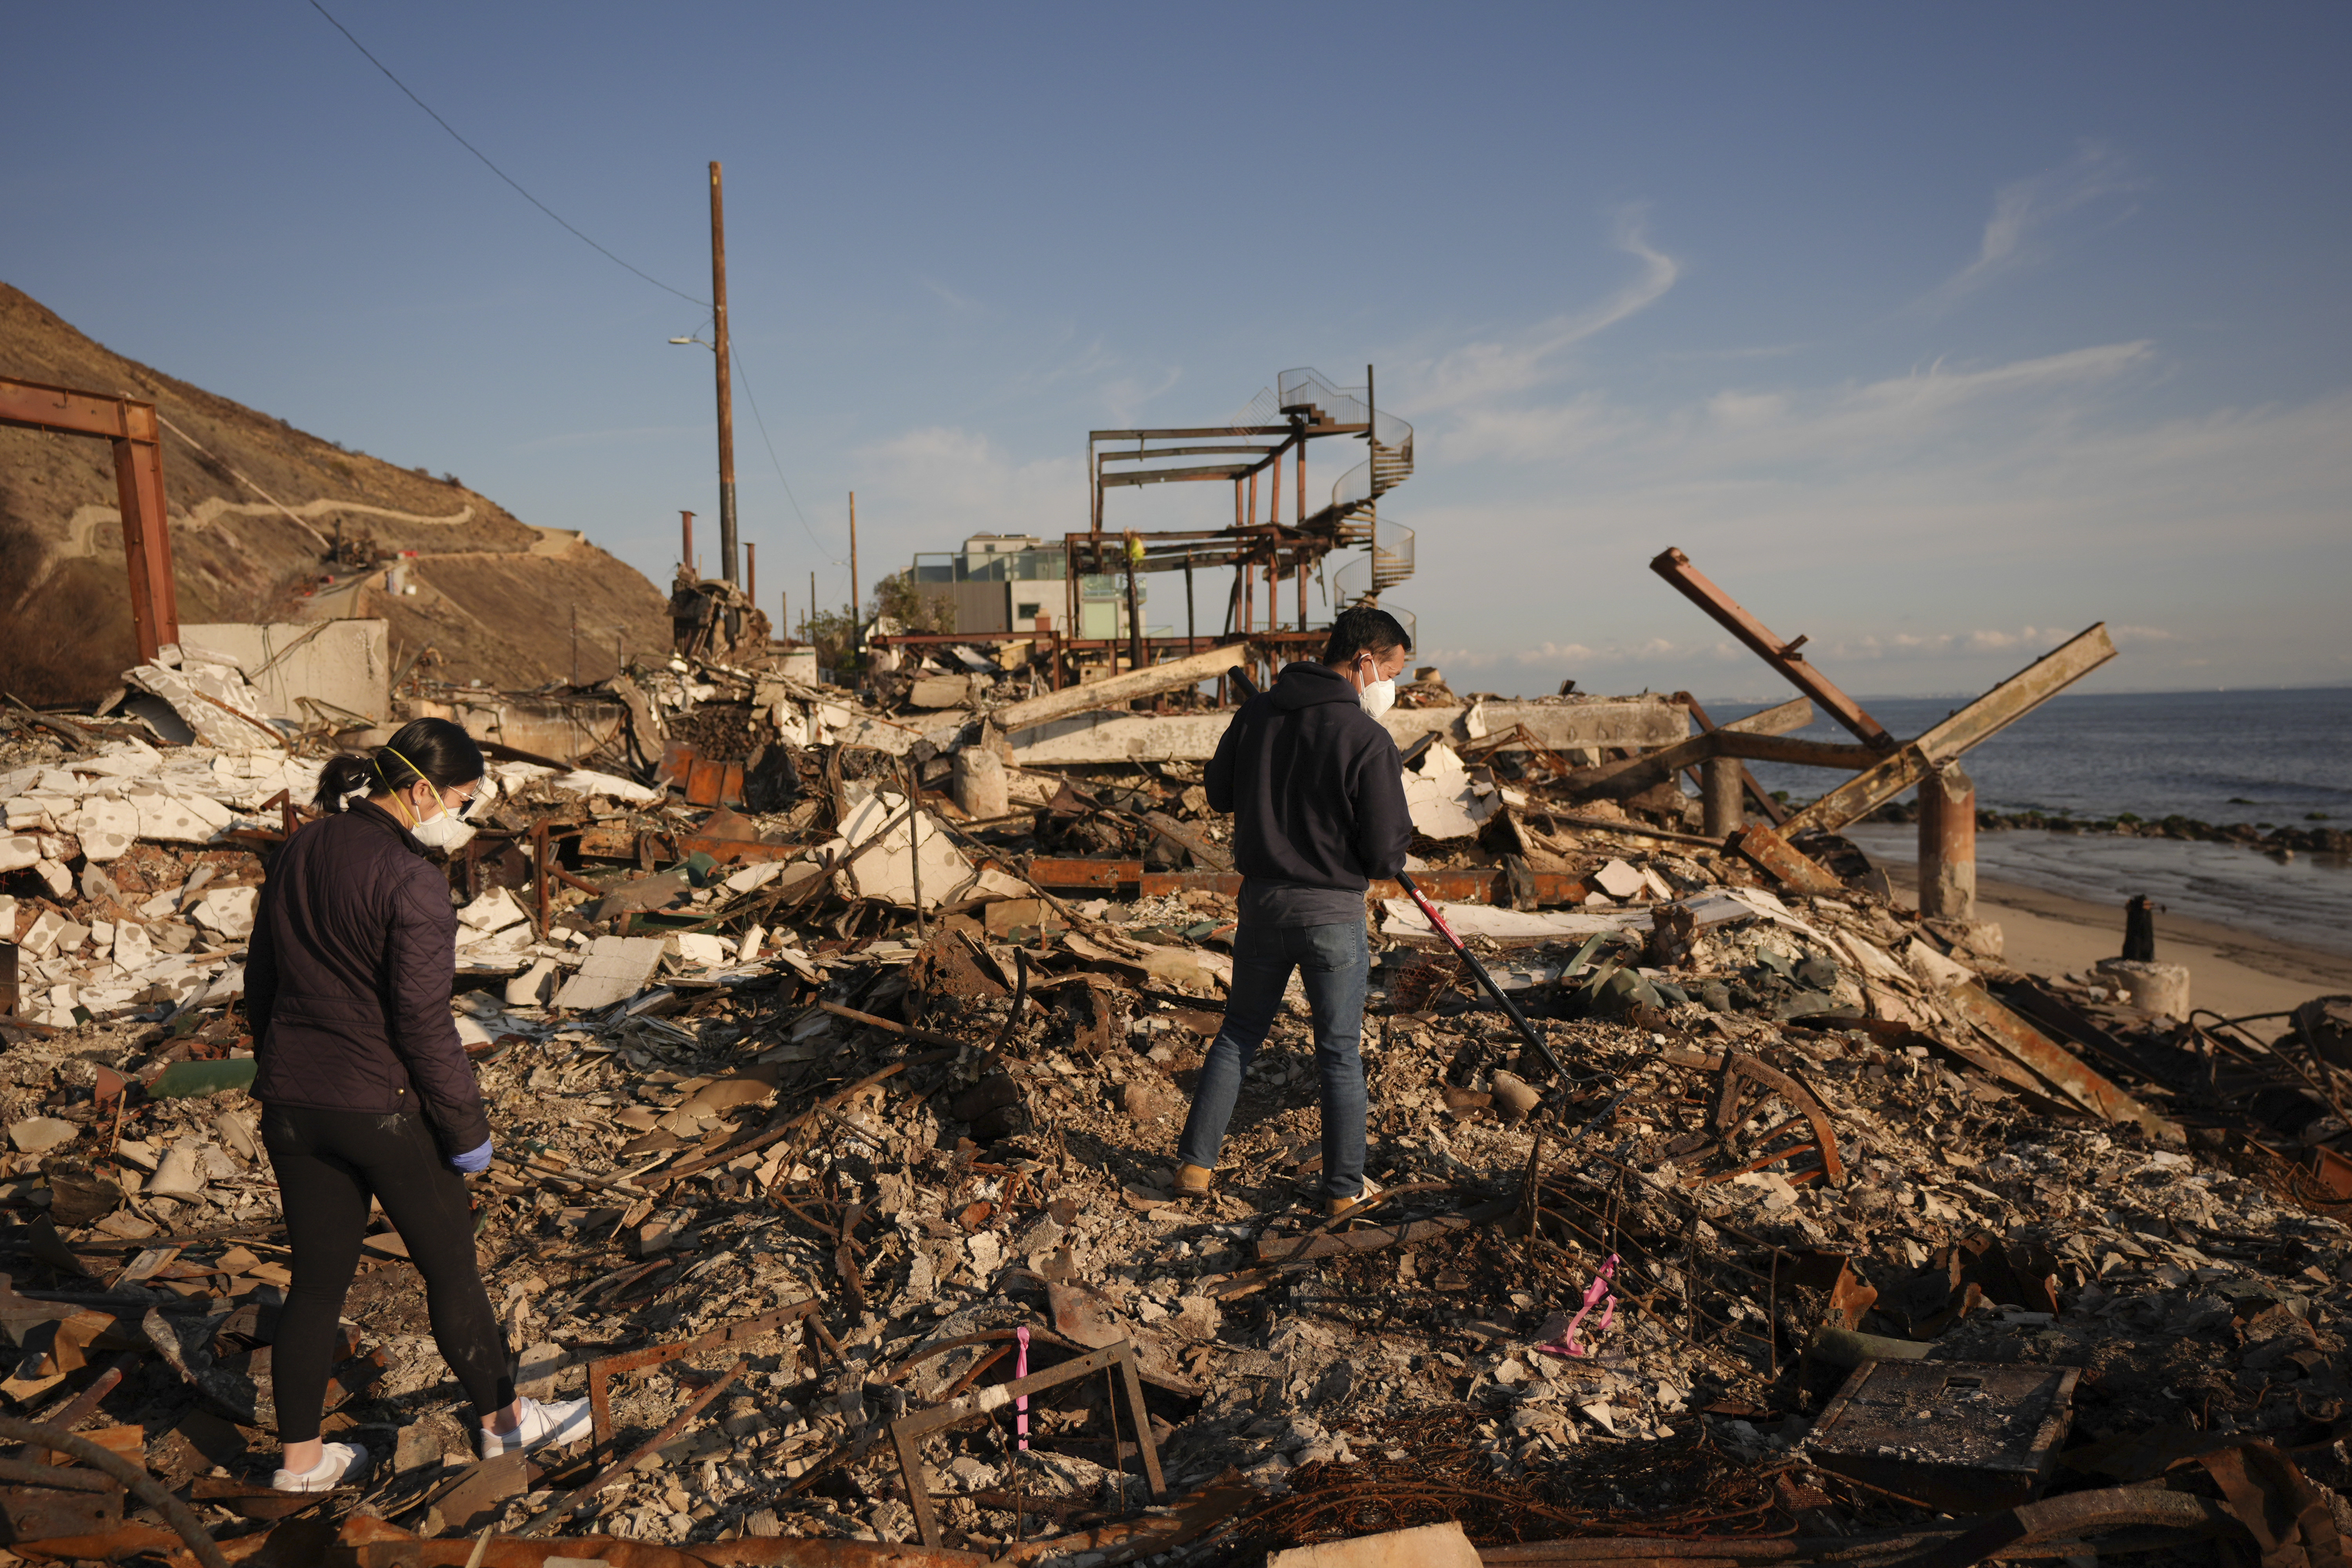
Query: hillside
0,281,673,705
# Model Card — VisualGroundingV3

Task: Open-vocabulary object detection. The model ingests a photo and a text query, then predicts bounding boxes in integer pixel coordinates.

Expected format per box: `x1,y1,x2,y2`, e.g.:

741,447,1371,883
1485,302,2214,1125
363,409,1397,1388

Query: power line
728,343,842,563
307,0,708,307
308,1,843,589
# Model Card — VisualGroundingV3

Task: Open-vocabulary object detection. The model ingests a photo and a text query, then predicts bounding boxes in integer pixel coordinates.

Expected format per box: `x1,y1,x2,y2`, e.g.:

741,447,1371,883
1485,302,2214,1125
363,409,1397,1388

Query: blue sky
7,3,2348,697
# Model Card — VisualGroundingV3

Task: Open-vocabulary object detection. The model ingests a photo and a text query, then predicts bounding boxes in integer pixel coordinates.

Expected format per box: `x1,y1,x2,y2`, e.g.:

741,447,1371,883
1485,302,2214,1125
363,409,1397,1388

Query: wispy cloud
914,273,986,315
1404,208,1680,411
1932,142,2148,305
1439,339,2157,467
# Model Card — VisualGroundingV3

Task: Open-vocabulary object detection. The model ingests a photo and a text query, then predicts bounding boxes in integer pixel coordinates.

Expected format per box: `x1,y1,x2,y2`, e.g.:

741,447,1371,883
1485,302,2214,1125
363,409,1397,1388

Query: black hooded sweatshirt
1206,661,1412,909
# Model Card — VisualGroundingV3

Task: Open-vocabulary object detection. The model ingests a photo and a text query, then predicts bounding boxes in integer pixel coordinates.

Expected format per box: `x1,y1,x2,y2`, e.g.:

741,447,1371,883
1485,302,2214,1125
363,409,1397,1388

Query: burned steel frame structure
1066,366,1414,676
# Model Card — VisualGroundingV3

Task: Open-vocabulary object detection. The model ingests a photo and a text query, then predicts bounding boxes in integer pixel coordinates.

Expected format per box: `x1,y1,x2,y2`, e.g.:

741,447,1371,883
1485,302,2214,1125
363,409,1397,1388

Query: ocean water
1705,688,2352,956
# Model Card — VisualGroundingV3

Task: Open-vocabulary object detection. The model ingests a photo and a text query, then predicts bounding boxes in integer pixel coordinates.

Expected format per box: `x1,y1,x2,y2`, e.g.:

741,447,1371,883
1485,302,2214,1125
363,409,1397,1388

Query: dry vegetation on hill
0,281,671,704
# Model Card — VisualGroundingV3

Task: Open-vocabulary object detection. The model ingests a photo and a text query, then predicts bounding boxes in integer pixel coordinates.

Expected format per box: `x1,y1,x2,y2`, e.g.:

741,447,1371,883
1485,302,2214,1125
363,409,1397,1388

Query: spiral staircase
1277,367,1416,646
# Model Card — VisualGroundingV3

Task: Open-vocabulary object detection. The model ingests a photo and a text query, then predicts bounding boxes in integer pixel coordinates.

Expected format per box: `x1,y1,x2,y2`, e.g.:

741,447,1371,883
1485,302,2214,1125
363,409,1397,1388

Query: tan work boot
1170,1163,1214,1198
1325,1176,1383,1221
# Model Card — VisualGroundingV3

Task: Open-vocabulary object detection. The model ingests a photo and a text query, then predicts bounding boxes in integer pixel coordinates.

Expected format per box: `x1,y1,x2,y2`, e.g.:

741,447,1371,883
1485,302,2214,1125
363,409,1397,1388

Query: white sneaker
271,1441,368,1492
478,1394,593,1460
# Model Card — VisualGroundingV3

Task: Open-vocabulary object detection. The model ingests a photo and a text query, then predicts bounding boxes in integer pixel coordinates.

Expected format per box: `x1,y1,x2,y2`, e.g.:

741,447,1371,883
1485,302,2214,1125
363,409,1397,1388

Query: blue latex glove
449,1140,494,1175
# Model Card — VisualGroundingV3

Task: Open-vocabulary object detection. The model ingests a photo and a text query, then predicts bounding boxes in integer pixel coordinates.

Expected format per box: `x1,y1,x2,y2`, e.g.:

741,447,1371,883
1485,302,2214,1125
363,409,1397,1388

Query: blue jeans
1176,919,1370,1200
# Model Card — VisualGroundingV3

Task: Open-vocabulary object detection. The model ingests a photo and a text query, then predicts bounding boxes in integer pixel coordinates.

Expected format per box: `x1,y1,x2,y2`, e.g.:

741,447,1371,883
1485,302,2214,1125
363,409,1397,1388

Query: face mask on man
1354,656,1397,720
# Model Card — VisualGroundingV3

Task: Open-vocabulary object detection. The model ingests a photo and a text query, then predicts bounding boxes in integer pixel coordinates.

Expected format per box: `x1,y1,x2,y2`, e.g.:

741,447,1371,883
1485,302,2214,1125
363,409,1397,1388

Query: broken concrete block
0,836,42,874
111,922,156,975
1401,743,1497,840
2095,958,2190,1020
190,886,258,940
457,887,527,934
674,932,731,967
33,859,71,899
909,675,975,709
8,1118,78,1155
128,786,230,844
1592,858,1647,901
552,936,668,1011
146,1143,209,1200
953,746,1010,820
18,911,69,958
1268,1521,1482,1567
63,796,138,863
506,957,558,1008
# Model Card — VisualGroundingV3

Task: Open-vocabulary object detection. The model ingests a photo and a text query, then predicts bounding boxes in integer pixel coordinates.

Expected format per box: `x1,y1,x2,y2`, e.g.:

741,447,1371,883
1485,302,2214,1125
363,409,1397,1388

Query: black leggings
260,1105,512,1443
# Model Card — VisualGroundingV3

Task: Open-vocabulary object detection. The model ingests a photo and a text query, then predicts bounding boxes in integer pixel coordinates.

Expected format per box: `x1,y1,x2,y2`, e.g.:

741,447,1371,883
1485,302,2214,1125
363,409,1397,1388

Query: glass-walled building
908,534,1149,639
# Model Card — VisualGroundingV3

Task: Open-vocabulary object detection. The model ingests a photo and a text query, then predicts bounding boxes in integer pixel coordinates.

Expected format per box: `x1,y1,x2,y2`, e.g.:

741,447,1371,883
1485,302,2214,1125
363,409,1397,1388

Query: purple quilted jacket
245,799,491,1154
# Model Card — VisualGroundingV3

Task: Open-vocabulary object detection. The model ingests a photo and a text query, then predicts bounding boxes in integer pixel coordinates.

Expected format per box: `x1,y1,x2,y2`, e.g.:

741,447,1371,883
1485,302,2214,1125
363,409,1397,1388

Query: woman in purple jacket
247,717,588,1491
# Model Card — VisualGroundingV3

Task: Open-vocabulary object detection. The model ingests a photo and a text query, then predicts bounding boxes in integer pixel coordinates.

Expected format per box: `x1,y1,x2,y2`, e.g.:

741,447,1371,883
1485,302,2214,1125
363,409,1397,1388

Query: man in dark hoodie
1172,606,1414,1218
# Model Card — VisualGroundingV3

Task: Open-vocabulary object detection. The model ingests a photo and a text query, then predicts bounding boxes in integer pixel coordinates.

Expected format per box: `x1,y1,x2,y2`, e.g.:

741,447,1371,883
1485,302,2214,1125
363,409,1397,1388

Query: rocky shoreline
1856,796,2349,855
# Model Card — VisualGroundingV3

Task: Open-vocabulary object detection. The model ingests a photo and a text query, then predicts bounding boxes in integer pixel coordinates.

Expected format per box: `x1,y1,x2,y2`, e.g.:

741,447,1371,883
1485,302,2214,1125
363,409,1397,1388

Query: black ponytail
311,716,486,813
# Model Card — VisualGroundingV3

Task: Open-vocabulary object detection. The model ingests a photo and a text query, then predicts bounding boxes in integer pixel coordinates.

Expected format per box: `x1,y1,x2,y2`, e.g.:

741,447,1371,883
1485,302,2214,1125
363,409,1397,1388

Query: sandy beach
1875,861,2352,1027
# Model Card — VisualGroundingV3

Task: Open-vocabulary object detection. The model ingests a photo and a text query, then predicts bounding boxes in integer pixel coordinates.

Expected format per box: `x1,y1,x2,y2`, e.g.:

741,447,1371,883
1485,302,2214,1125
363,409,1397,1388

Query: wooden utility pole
746,541,758,614
808,570,816,641
848,492,860,627
1365,363,1376,603
709,162,739,584
570,605,579,686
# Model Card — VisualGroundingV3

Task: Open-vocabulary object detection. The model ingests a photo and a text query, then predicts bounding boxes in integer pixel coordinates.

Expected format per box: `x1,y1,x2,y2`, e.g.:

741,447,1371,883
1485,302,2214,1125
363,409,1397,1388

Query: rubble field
0,640,2347,1568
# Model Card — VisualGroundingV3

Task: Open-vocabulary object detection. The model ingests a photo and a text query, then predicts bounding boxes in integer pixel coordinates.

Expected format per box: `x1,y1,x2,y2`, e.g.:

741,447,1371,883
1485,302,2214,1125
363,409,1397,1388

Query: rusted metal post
1298,560,1308,632
746,540,757,615
111,410,178,661
848,492,860,629
1702,755,1744,838
681,510,696,576
1185,561,1196,652
1918,762,1977,922
708,162,738,584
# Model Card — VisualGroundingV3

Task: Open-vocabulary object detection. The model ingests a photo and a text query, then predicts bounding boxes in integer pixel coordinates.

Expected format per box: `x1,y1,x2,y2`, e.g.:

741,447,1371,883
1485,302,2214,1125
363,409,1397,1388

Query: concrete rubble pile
0,637,2347,1568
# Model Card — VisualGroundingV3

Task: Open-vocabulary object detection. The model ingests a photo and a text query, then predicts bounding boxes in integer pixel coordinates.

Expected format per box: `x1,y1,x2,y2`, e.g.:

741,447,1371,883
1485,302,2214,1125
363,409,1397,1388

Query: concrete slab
180,621,391,726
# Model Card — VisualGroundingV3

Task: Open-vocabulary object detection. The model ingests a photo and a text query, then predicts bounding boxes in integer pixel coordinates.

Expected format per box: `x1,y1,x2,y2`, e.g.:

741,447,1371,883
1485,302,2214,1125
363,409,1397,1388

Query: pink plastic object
1014,1325,1030,1450
1532,1252,1619,1358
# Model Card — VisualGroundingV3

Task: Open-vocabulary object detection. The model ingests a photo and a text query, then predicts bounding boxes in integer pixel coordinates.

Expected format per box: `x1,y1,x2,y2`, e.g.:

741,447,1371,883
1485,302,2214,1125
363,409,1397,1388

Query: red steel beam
1,376,179,660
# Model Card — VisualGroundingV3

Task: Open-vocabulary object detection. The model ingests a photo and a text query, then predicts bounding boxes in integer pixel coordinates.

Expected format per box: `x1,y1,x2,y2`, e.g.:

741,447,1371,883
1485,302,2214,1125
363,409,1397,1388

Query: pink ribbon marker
1532,1252,1619,1358
1014,1326,1031,1450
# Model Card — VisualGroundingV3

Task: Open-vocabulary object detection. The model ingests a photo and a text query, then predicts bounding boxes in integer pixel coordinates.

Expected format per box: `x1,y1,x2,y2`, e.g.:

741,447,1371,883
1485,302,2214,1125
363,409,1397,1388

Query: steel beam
1,376,178,660
1781,624,2117,835
1650,548,1894,748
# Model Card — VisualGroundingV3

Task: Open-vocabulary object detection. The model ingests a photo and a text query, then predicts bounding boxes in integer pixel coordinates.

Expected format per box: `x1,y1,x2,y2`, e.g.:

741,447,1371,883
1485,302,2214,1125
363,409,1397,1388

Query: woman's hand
449,1140,493,1174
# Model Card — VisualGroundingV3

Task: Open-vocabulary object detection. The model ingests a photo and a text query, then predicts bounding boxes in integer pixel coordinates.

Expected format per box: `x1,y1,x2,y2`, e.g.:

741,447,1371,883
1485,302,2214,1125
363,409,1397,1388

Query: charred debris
0,552,2346,1568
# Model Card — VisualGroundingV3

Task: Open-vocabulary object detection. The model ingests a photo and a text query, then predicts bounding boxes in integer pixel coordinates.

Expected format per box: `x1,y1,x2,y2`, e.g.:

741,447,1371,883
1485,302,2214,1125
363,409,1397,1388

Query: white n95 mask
1357,678,1397,720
